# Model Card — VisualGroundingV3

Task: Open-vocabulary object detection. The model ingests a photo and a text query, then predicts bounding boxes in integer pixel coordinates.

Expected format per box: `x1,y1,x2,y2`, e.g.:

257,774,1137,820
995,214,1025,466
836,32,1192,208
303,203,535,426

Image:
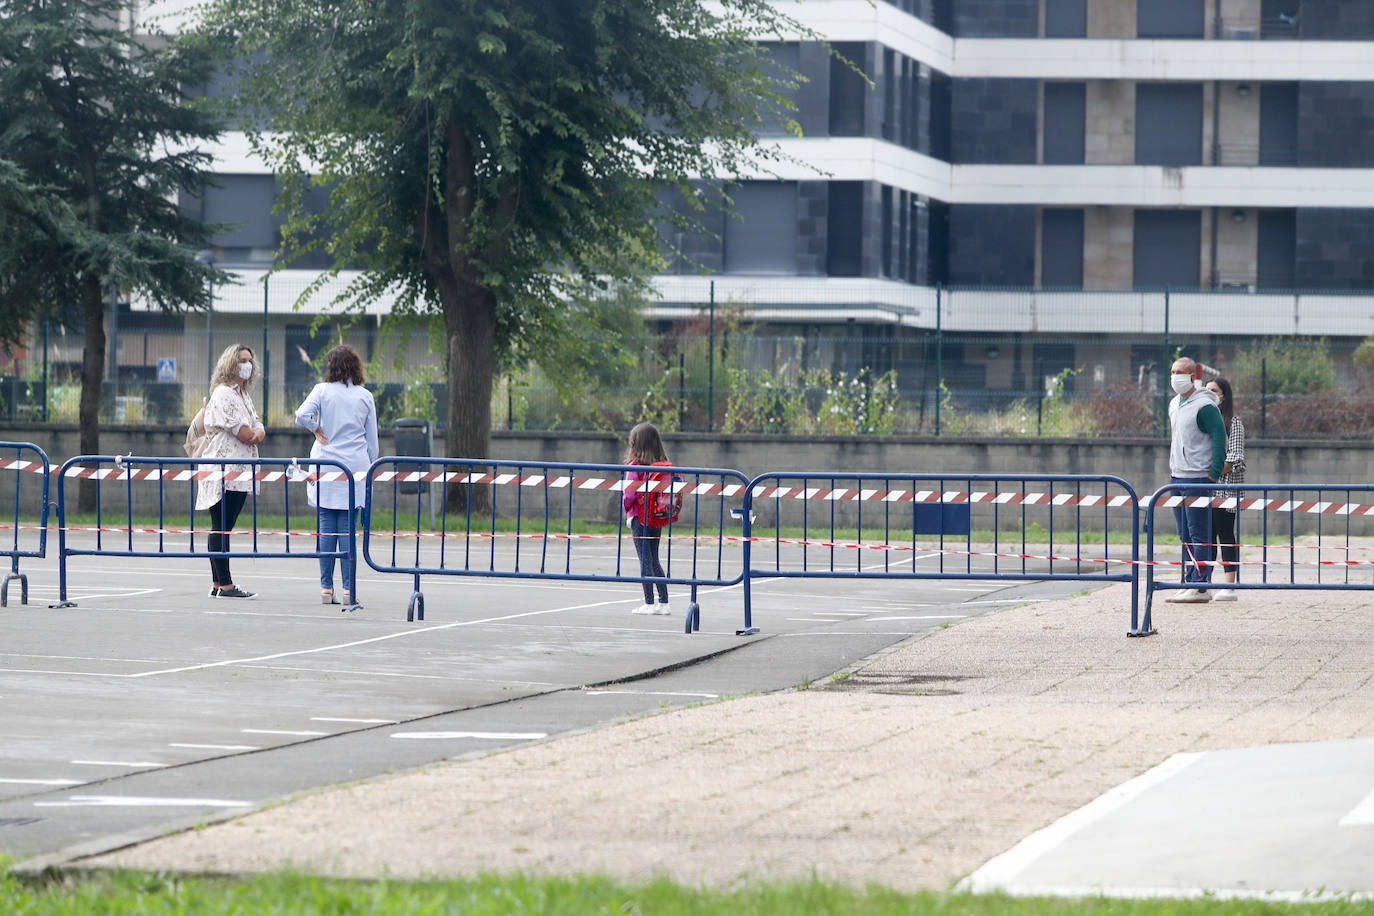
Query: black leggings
630,518,669,604
1211,507,1238,575
206,490,248,585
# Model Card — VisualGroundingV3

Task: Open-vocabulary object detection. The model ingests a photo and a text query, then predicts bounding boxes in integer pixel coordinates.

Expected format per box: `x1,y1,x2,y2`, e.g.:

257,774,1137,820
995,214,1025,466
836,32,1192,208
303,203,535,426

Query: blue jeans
317,507,357,592
1171,476,1214,588
630,518,669,605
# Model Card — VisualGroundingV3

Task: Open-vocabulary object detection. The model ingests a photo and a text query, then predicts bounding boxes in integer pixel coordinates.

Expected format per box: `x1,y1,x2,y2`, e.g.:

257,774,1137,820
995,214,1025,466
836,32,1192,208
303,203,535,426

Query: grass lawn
3,869,1372,915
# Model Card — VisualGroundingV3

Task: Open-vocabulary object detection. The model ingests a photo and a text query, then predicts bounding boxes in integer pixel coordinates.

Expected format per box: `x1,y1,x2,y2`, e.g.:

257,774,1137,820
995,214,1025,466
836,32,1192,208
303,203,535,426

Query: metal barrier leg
736,573,758,636
407,573,424,623
51,499,75,609
684,583,700,634
1,570,26,607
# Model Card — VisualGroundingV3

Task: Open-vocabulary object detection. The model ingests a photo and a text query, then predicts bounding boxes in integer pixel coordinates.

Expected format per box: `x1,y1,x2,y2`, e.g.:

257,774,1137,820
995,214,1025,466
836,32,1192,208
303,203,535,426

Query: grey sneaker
217,586,256,599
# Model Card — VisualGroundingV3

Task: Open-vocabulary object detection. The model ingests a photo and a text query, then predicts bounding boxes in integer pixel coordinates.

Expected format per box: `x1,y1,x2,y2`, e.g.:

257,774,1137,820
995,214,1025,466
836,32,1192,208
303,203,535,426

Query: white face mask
237,361,253,381
1170,373,1194,396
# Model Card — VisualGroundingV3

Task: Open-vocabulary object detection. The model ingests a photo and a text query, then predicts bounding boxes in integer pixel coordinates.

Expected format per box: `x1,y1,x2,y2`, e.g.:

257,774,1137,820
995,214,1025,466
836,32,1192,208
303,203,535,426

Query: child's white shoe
655,602,671,615
631,603,657,615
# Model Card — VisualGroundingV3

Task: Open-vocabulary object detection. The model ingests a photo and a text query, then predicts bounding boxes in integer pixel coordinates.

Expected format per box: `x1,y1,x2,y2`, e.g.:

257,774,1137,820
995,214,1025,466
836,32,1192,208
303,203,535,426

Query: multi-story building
27,0,1371,426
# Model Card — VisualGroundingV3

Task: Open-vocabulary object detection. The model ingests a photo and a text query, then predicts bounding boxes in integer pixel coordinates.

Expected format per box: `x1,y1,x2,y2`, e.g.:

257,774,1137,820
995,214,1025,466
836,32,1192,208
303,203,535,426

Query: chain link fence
3,281,1372,439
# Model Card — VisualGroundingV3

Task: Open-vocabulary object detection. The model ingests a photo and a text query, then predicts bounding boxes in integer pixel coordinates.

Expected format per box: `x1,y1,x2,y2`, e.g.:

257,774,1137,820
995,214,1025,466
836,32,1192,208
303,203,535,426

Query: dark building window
828,42,868,137
1045,0,1087,37
757,43,801,137
724,182,797,274
881,185,894,277
1137,0,1204,38
182,174,278,266
1133,210,1202,290
1257,209,1297,290
928,72,952,161
1135,84,1203,166
1041,209,1084,288
1042,83,1086,164
827,182,864,277
1259,83,1298,166
1261,0,1300,39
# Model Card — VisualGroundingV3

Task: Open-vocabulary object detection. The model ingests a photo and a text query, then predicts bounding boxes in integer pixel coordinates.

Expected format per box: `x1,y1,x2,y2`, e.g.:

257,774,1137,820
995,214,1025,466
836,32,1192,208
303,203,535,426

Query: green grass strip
3,869,1373,915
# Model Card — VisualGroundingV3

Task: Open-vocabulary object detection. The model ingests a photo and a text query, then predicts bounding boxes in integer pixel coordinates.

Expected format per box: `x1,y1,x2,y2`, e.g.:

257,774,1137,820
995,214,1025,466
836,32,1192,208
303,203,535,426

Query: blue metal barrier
363,457,750,631
1142,482,1374,635
739,472,1142,636
0,441,51,607
52,456,359,608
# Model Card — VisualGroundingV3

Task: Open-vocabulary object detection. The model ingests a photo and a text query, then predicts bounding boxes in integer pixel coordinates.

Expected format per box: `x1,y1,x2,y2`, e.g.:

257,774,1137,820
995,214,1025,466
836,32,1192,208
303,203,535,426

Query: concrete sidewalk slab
91,581,1374,895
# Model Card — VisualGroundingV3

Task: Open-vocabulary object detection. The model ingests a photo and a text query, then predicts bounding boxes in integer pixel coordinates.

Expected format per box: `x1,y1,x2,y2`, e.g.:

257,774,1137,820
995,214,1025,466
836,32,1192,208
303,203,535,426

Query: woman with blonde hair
197,343,265,599
295,344,378,606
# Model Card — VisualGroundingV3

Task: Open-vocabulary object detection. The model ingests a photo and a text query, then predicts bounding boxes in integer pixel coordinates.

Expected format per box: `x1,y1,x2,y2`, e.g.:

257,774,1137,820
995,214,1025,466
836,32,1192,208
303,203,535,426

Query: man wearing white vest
1165,356,1228,603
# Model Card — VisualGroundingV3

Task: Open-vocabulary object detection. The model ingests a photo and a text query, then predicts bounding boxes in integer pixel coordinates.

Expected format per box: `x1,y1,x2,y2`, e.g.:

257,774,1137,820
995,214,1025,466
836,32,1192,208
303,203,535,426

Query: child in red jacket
622,422,672,615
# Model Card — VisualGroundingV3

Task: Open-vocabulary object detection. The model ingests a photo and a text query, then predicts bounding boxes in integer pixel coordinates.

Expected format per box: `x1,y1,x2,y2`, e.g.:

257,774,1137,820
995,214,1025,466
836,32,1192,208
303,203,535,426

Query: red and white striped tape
6,458,1374,518
4,521,1369,570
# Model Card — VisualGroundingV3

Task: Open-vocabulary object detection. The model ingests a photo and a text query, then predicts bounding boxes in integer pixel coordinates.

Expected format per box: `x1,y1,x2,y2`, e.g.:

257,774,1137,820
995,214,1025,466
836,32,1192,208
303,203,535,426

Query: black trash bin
393,418,435,529
393,418,433,495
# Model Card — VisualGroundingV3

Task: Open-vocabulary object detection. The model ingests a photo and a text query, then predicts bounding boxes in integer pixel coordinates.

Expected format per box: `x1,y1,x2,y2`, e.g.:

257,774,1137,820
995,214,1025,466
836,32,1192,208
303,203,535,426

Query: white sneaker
1212,589,1238,602
654,602,672,616
631,603,658,615
1165,588,1212,603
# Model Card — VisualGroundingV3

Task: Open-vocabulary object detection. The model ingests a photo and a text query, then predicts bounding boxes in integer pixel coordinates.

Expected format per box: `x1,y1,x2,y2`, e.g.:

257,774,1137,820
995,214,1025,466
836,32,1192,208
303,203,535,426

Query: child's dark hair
625,422,668,465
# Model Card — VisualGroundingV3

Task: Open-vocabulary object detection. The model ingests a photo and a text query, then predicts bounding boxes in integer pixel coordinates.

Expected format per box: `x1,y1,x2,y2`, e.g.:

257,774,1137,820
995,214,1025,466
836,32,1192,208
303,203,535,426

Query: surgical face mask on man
1170,373,1194,396
238,362,253,381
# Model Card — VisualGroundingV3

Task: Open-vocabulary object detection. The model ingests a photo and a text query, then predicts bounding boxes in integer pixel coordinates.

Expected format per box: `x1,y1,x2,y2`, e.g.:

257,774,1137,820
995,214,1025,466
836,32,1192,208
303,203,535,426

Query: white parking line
311,717,398,725
1338,786,1374,826
70,760,166,768
128,595,655,679
391,731,547,741
168,743,259,751
240,728,328,737
583,690,718,698
958,752,1202,893
867,615,968,621
34,795,251,808
0,777,82,786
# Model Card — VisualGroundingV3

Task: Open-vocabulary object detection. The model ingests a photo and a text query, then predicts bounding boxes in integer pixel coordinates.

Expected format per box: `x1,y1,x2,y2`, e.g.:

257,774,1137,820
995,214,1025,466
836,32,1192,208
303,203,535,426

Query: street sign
157,358,176,381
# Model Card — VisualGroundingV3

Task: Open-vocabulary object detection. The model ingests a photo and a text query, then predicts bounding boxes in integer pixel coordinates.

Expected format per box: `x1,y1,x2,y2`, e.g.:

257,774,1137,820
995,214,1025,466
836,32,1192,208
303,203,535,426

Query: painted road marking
867,615,969,621
957,752,1203,893
391,731,547,741
1338,786,1374,826
168,743,260,751
70,760,166,768
34,795,251,808
0,777,82,786
311,717,398,725
240,729,328,736
583,690,718,698
128,594,662,679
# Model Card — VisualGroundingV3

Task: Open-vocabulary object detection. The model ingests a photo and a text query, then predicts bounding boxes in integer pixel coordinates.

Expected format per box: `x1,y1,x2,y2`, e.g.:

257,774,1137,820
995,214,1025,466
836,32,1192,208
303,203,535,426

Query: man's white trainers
654,602,672,615
632,603,658,615
1165,588,1212,603
1212,588,1238,601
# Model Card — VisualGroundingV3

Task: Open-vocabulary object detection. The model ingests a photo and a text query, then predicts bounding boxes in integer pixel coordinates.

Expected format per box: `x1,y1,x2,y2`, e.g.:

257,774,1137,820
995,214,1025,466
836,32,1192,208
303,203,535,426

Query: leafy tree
0,0,225,506
194,0,805,506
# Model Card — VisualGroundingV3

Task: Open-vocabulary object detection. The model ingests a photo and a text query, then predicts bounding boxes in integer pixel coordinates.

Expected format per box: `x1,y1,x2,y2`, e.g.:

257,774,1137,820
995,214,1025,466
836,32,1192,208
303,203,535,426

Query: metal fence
51,455,360,608
363,457,751,630
4,282,1372,438
0,441,50,606
1140,482,1374,635
737,471,1142,636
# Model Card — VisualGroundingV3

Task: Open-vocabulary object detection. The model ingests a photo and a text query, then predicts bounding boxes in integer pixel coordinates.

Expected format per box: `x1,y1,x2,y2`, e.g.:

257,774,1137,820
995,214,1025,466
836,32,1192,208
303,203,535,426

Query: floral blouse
195,383,262,511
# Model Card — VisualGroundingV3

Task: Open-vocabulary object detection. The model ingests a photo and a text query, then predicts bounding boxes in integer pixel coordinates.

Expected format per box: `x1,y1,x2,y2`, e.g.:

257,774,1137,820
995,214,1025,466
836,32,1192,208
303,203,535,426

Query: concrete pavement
89,576,1374,899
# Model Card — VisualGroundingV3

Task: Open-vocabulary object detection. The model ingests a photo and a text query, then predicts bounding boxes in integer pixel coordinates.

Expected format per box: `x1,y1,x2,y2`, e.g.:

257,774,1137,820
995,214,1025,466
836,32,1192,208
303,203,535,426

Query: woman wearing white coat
294,345,378,605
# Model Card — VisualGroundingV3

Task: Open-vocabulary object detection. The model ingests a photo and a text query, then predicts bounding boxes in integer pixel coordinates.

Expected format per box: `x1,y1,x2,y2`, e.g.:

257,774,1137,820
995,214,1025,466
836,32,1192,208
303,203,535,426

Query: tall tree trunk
77,273,105,512
442,278,496,513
